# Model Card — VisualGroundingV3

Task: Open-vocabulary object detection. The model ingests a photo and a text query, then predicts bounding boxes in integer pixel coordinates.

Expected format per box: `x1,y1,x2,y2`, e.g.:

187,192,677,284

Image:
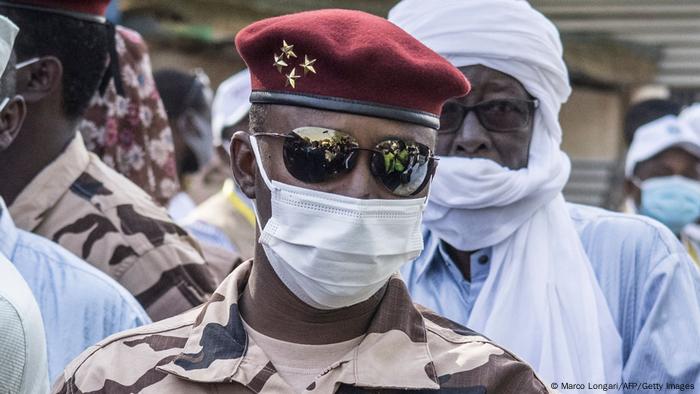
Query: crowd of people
0,0,698,393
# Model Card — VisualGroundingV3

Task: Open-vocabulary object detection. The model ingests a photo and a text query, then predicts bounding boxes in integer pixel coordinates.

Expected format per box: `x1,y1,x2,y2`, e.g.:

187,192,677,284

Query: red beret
0,0,109,22
236,9,470,129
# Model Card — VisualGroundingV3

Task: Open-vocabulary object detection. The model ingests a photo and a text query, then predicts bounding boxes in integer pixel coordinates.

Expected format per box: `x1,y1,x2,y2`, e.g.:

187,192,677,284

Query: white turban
0,16,18,79
390,0,622,389
626,114,700,178
212,69,251,149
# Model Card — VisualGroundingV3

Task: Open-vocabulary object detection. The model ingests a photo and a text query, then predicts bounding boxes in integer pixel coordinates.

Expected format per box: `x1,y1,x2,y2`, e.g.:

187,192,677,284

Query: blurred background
113,0,700,209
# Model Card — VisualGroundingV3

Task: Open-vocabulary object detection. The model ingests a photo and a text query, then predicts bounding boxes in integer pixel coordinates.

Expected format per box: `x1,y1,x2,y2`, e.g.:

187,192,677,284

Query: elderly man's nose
451,112,491,155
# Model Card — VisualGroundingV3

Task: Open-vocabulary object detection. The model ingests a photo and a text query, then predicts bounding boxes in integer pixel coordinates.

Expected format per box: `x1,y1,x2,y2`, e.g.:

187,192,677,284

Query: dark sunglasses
255,127,436,197
439,98,539,134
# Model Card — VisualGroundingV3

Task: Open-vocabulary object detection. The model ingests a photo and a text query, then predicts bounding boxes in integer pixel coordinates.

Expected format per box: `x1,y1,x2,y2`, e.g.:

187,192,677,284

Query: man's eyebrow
481,79,528,97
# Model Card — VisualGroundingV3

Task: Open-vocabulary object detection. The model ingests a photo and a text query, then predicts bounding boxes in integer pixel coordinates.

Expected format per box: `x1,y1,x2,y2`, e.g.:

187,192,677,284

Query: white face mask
249,135,426,309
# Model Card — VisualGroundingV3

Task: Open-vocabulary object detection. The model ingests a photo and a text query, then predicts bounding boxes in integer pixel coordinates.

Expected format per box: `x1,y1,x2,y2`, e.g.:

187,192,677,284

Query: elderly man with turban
390,1,700,392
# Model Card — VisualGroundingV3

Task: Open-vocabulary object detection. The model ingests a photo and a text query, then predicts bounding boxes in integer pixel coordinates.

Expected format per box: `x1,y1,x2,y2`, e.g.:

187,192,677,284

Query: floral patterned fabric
79,26,179,206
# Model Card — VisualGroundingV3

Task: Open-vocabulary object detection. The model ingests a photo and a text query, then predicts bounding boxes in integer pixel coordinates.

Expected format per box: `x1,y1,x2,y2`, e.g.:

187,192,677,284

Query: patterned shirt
53,260,553,393
9,133,217,321
80,26,180,206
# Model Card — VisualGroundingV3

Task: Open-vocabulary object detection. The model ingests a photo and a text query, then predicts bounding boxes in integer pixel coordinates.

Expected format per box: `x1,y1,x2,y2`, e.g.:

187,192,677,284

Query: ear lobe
0,96,26,150
17,56,62,103
230,131,256,199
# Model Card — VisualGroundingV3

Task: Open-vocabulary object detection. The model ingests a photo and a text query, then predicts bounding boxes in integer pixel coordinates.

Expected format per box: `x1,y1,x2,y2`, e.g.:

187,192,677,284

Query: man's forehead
457,65,529,97
636,146,700,174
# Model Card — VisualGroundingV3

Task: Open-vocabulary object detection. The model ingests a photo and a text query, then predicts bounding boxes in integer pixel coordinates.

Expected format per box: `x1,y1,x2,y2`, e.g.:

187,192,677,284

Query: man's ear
230,131,256,199
16,56,62,103
0,96,26,151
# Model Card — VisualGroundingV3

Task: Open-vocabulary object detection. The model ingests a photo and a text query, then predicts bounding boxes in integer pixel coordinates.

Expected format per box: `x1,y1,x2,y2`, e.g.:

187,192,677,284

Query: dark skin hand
230,104,435,345
437,65,535,281
625,147,700,226
0,56,78,206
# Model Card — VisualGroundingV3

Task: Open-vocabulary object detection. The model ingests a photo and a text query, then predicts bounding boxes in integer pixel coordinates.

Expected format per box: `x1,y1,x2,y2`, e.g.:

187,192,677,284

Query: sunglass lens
371,139,431,196
478,100,531,131
439,102,465,133
283,127,359,183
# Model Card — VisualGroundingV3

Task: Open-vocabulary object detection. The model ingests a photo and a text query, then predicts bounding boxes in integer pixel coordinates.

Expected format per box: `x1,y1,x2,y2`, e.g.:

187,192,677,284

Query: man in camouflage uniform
0,1,217,321
53,9,552,393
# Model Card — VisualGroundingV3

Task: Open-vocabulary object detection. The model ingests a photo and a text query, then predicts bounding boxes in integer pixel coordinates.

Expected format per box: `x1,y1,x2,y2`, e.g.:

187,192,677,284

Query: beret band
250,90,440,129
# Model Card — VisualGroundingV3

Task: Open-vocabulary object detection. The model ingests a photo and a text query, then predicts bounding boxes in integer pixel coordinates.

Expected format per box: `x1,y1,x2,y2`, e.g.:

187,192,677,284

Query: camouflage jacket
53,260,553,393
9,133,217,321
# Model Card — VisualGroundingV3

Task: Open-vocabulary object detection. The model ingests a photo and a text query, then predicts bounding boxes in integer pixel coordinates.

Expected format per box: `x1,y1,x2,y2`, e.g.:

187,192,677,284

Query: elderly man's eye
484,100,522,115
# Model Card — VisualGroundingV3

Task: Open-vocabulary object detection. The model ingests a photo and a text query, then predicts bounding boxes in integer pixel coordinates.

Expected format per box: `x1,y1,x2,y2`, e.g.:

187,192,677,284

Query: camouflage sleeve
118,241,218,322
420,306,554,393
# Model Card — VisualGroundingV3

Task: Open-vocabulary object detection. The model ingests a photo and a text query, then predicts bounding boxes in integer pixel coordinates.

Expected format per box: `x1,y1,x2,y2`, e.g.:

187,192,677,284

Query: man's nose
450,112,492,155
339,152,382,200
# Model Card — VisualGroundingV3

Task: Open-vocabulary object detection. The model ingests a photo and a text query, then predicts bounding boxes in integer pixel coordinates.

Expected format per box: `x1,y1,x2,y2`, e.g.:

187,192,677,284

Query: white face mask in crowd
249,135,426,309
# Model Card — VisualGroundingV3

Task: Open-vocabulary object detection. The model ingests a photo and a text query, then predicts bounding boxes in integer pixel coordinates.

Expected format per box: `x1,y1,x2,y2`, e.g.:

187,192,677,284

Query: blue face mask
637,175,700,235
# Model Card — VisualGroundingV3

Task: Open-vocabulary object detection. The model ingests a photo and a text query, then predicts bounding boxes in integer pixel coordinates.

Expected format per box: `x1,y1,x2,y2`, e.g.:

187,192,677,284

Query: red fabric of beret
0,0,109,21
236,9,470,129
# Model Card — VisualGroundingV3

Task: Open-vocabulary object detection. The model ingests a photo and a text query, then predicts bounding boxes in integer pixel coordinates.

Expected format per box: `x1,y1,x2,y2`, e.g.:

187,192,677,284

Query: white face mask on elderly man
249,135,426,309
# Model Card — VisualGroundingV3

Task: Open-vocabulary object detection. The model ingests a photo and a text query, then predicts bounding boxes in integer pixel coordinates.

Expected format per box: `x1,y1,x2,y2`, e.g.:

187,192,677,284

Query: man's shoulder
417,305,550,392
52,156,203,259
55,307,200,392
15,229,147,311
567,203,670,239
567,203,686,267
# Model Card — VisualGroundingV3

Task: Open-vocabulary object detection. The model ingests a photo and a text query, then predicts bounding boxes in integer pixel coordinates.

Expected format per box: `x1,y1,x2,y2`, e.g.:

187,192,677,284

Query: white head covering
390,0,622,389
679,103,700,134
626,114,700,178
0,16,18,78
212,69,251,149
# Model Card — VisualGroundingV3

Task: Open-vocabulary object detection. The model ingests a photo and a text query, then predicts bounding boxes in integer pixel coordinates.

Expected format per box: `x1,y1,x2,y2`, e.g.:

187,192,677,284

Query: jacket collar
9,133,90,232
159,260,440,390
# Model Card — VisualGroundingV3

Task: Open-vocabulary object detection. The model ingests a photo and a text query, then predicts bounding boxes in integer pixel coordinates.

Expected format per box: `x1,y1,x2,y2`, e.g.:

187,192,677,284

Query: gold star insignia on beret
300,55,316,75
281,40,297,59
285,67,300,88
273,53,288,73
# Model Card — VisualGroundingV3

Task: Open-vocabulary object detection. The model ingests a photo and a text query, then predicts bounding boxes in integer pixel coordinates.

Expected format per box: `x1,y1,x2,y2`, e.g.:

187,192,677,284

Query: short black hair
153,68,208,120
0,52,16,99
623,99,681,146
0,7,109,120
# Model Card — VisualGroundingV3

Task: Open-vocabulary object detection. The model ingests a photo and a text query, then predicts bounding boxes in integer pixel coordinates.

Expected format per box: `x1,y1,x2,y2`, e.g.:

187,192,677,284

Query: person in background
625,112,700,266
606,98,683,209
80,25,180,207
154,68,241,281
153,68,214,221
390,0,700,391
0,13,151,382
53,10,552,393
0,15,48,394
182,68,256,260
0,0,216,321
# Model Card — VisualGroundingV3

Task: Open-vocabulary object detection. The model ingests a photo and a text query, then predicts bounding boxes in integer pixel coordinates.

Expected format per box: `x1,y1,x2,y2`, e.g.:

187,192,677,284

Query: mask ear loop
249,135,274,234
249,134,275,191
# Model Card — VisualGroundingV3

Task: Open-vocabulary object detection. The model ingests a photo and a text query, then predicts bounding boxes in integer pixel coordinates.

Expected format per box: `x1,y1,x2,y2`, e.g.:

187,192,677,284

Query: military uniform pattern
53,260,553,393
10,134,217,321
